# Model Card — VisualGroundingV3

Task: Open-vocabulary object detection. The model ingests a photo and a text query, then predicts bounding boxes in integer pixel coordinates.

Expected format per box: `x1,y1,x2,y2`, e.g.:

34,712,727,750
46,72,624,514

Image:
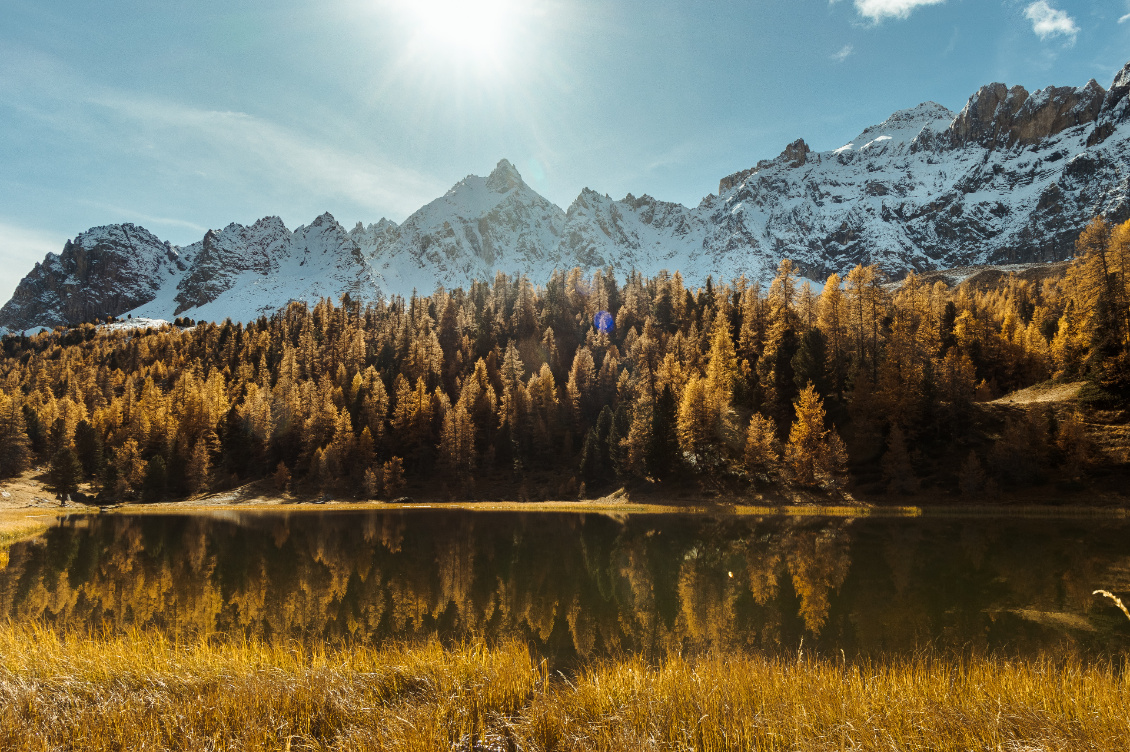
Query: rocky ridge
3,61,1130,331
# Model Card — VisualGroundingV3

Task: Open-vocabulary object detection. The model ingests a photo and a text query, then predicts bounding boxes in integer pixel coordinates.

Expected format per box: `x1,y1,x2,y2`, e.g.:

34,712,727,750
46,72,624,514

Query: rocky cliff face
4,63,1130,330
945,80,1106,147
365,159,569,293
0,224,179,331
709,61,1130,279
172,216,290,314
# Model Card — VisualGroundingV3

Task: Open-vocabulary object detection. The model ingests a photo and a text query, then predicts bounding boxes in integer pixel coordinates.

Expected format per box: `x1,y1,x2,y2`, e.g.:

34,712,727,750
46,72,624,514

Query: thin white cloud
852,0,945,22
1119,12,1130,23
832,44,854,62
1024,1,1079,41
91,95,446,222
0,221,68,307
75,201,209,235
0,45,447,225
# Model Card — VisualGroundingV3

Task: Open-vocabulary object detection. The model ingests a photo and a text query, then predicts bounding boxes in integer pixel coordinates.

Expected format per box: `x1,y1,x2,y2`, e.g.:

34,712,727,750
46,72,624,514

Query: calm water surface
2,510,1128,664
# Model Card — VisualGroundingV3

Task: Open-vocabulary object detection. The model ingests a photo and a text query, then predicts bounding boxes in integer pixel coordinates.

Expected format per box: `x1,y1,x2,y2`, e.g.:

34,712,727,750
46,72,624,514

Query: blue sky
2,0,1129,302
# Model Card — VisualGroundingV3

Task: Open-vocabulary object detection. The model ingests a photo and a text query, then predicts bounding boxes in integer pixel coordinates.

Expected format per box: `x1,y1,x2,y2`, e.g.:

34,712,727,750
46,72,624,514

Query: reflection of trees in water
785,526,853,634
0,513,1127,661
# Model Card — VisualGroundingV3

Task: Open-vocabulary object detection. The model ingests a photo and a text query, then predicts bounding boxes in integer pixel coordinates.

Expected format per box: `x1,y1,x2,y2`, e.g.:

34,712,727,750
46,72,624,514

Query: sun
397,0,518,71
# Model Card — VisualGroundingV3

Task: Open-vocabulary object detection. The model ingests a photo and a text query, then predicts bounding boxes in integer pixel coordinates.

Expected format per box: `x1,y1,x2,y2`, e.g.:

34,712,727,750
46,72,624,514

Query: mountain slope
363,159,569,294
3,62,1130,331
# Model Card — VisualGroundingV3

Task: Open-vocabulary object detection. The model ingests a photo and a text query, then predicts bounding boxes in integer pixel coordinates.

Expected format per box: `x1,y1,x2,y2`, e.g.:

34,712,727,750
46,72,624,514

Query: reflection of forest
1,512,1127,662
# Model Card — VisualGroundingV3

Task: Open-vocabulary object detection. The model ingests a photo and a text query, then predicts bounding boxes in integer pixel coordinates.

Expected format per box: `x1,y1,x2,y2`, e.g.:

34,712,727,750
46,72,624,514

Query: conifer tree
20,404,47,463
99,460,120,502
607,402,630,476
818,274,848,397
792,328,829,398
72,419,102,478
579,428,605,485
647,384,679,478
1056,411,1092,480
676,376,714,465
0,390,30,478
784,384,840,488
48,447,83,500
567,347,599,429
958,451,985,497
825,433,850,489
498,342,532,468
185,438,212,494
881,424,918,494
705,308,739,401
115,439,145,497
274,462,292,494
439,400,476,485
459,359,498,456
381,457,406,498
737,281,766,364
845,264,885,379
743,413,780,478
142,456,167,502
989,416,1042,486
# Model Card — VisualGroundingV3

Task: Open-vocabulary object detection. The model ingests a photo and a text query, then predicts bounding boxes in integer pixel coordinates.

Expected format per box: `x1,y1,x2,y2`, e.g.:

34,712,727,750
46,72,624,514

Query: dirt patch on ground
991,381,1085,406
0,472,90,549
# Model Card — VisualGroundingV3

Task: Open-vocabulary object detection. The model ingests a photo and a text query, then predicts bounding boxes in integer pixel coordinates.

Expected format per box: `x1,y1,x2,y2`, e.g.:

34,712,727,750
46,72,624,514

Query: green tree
143,456,168,502
73,420,103,478
646,385,679,478
881,424,918,494
0,391,30,478
48,447,83,500
792,327,829,398
579,428,605,486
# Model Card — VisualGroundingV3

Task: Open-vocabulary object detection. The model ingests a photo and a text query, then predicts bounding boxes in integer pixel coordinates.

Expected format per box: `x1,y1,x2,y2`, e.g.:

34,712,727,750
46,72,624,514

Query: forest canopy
1,218,1128,502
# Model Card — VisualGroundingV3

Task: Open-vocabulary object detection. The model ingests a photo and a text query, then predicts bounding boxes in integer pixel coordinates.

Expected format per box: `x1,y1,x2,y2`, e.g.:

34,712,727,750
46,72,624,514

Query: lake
2,510,1128,665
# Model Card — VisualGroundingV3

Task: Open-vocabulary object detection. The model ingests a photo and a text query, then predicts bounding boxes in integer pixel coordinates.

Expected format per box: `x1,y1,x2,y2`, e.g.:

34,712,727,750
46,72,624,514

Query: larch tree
817,274,848,398
0,390,30,478
1056,410,1092,480
783,383,842,488
881,424,918,494
705,308,739,402
676,376,715,465
459,359,498,455
185,438,212,494
439,400,476,487
845,264,884,380
744,413,780,478
566,346,599,429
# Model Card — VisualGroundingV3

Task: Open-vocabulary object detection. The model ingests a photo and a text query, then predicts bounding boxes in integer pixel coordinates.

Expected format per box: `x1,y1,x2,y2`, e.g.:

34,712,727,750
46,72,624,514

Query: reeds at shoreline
0,624,1126,751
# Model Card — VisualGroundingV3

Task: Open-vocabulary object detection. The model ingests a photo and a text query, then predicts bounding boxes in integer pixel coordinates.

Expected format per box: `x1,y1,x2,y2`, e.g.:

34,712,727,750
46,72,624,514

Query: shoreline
99,496,1130,519
5,471,1127,525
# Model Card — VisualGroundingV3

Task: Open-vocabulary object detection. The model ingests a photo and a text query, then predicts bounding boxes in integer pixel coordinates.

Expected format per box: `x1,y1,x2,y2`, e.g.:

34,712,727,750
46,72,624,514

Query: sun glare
399,0,517,70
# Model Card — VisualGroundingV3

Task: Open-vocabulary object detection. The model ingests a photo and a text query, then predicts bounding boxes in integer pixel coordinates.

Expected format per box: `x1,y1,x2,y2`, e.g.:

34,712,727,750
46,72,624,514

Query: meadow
1,625,1127,752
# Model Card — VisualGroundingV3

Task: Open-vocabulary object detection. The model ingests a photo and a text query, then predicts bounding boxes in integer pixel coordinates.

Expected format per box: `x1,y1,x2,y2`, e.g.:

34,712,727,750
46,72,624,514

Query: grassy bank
1,626,1127,751
0,514,51,546
0,510,63,568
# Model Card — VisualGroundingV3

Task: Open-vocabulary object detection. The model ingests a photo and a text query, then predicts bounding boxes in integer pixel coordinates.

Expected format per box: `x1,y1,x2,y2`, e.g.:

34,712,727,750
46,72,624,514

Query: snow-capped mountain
362,159,569,295
3,61,1130,331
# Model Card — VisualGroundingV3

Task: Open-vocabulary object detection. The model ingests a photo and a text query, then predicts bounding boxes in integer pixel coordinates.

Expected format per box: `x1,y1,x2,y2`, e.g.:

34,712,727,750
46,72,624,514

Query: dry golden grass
1,624,1127,751
0,510,61,568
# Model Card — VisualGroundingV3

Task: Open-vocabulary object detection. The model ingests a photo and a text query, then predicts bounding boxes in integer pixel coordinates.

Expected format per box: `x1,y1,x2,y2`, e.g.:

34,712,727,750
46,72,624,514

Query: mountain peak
486,159,524,193
7,60,1130,331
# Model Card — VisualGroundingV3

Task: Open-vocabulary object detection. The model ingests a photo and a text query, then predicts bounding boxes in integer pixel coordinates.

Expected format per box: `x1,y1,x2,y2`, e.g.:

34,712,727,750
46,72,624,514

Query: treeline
1,218,1128,501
